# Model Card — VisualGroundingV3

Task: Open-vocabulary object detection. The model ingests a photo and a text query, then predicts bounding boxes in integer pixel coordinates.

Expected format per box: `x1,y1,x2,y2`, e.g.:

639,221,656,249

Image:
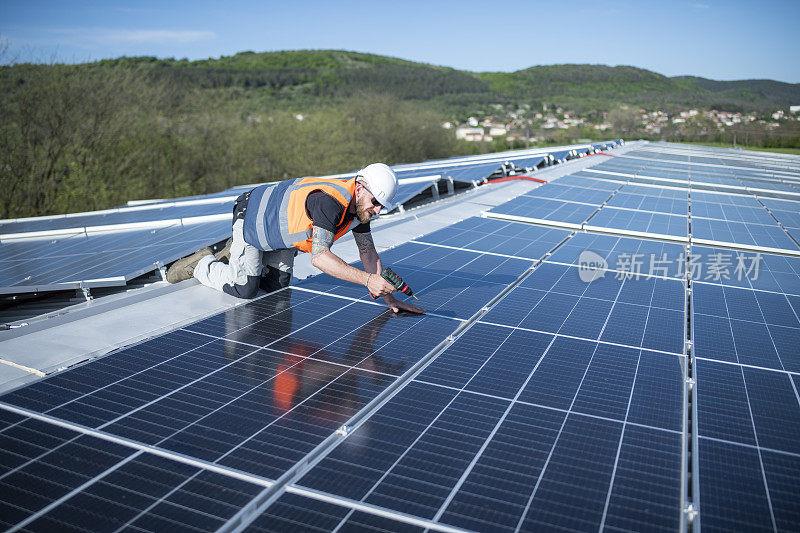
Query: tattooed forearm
353,231,376,256
311,226,334,256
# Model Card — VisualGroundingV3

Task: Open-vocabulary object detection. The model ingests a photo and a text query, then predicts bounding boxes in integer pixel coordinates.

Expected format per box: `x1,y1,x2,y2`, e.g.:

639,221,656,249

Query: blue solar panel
621,184,688,199
487,197,599,226
690,245,800,295
606,193,688,215
692,202,775,225
586,208,688,238
299,241,532,320
770,209,800,229
480,262,685,354
691,218,797,251
759,196,800,213
247,492,421,532
414,216,570,260
547,232,688,278
298,320,684,531
692,282,799,371
0,412,263,531
385,177,440,212
741,179,799,193
695,361,800,531
510,155,547,169
692,191,762,207
523,184,613,205
0,289,461,481
443,162,503,183
0,198,235,236
0,219,231,293
555,174,622,190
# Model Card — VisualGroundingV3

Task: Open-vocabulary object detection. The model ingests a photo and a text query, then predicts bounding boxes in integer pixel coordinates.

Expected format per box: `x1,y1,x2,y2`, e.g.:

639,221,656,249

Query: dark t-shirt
306,191,370,234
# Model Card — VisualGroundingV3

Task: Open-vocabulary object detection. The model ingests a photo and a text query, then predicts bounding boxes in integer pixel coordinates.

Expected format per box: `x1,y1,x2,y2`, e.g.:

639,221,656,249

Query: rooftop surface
1,140,798,532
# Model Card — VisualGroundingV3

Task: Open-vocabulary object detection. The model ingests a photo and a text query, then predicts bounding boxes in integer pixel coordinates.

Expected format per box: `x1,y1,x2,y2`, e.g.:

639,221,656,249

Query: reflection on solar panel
4,140,800,531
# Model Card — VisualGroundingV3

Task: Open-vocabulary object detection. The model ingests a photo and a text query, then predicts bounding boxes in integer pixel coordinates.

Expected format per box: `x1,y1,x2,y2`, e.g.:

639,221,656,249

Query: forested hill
3,49,798,219
86,50,800,113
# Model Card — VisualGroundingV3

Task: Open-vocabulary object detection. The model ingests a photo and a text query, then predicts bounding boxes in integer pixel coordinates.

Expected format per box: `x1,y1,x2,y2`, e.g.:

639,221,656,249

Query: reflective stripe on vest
242,177,356,252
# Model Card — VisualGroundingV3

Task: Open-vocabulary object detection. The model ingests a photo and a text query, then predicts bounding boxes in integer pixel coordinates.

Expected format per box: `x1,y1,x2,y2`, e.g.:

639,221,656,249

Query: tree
608,107,640,137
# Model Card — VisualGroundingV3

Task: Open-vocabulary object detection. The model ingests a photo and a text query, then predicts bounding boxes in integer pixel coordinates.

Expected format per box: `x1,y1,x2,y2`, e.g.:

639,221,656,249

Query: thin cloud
6,27,215,47
100,29,215,43
692,3,710,8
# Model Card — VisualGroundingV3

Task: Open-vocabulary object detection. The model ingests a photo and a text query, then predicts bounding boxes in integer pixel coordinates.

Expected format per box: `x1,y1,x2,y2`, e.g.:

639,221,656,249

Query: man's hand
310,227,424,316
384,294,425,315
367,273,394,297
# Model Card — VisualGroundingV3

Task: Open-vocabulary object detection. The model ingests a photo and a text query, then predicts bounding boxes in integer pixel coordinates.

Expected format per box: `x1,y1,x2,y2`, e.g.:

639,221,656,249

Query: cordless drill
368,267,419,301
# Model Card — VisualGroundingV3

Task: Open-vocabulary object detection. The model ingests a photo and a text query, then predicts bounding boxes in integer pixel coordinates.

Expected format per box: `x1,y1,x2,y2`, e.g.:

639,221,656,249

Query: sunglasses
361,184,384,209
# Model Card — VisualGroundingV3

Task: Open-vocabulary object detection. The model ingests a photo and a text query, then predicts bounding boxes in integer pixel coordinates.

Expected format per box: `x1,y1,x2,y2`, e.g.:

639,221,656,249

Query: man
166,163,424,315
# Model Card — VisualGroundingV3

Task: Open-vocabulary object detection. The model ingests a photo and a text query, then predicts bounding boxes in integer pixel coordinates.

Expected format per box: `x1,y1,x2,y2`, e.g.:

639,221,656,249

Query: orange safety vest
242,176,357,252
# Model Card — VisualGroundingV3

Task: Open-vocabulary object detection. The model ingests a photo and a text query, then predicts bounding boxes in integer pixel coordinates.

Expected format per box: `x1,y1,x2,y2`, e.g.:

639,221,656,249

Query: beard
355,204,372,224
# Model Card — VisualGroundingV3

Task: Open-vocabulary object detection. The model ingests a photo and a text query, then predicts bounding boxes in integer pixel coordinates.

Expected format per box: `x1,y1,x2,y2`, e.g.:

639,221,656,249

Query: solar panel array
0,142,618,297
32,142,800,533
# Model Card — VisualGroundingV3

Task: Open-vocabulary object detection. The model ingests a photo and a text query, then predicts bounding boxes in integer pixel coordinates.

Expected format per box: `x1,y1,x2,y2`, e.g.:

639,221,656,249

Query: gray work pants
194,219,296,299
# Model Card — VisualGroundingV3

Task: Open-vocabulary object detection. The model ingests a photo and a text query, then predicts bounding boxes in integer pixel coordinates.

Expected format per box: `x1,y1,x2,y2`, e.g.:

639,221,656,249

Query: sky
1,0,798,83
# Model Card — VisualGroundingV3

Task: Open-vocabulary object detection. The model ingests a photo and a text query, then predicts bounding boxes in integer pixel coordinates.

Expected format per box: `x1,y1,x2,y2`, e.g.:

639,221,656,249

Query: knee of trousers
223,275,260,299
260,265,292,293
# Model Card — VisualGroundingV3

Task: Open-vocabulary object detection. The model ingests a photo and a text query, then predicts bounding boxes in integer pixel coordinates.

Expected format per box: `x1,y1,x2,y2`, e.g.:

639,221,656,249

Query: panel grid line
512,265,628,533
598,277,660,530
219,254,556,532
431,333,561,523
412,376,683,436
719,286,778,531
220,229,592,531
6,451,145,533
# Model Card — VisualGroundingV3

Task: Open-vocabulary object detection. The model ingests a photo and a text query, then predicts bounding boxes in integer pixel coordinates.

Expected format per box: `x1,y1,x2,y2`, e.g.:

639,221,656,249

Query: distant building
455,127,484,141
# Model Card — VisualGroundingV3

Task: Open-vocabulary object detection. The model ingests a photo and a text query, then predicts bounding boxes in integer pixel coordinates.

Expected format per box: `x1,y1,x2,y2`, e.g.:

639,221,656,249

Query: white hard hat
356,163,397,209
